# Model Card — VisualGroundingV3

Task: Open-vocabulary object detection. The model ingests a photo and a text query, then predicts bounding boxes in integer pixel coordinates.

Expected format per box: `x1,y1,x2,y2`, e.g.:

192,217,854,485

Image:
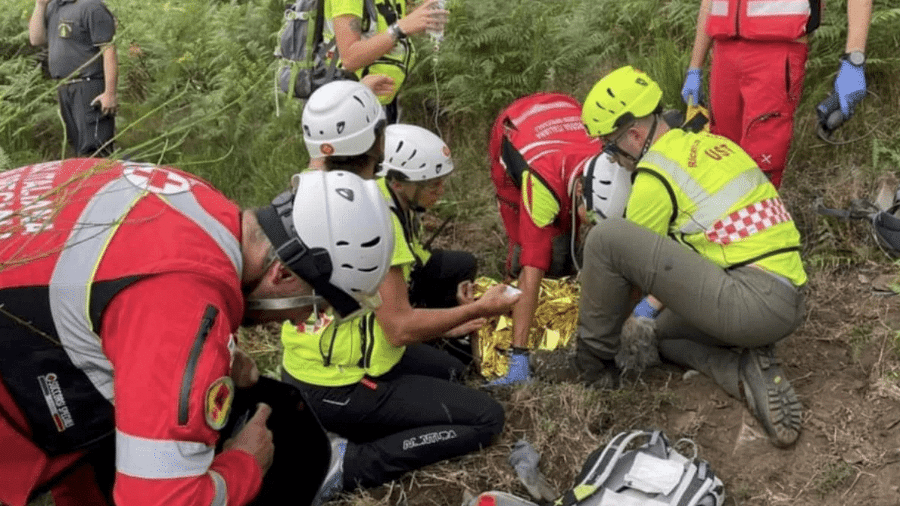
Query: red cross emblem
123,164,192,195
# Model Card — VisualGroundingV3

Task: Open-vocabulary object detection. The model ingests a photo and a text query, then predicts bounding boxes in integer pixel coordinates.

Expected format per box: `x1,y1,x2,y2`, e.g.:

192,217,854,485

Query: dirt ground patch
334,264,900,506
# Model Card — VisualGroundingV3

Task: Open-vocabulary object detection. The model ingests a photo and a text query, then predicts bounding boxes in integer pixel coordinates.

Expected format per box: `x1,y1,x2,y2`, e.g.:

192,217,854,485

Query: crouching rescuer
0,160,396,506
576,66,807,447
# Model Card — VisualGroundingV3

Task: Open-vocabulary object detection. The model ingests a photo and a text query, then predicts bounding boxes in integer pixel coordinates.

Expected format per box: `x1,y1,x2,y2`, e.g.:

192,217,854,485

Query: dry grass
324,373,683,506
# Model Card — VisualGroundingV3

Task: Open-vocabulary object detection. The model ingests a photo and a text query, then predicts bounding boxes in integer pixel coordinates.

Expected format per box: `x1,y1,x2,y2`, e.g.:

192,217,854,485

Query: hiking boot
738,347,802,448
580,359,621,391
311,433,347,506
533,349,620,390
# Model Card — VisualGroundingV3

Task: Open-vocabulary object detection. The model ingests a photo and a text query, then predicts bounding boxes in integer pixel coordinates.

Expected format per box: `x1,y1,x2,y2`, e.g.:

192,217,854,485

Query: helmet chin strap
615,114,660,167
245,294,326,312
637,114,659,162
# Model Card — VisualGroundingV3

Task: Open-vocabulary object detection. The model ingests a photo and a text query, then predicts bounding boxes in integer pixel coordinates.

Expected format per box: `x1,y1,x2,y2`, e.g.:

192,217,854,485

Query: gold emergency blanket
473,276,579,379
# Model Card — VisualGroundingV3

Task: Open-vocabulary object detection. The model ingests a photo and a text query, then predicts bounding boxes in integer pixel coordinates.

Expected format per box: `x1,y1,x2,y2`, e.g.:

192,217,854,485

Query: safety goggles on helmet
254,171,394,318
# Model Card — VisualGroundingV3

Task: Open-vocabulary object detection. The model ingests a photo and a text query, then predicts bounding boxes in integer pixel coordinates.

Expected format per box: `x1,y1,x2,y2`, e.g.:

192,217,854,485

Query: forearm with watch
387,22,407,43
822,0,872,121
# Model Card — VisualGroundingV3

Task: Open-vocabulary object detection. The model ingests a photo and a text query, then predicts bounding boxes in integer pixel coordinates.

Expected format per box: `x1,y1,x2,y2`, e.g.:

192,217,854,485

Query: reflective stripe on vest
209,470,228,506
710,0,729,16
746,0,809,17
115,429,215,478
641,151,769,235
508,100,578,126
518,139,571,159
164,190,242,274
48,165,242,403
707,0,812,40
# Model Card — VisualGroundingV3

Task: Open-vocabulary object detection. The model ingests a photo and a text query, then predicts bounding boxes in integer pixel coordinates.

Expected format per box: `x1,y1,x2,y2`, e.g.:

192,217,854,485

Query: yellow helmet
582,66,663,137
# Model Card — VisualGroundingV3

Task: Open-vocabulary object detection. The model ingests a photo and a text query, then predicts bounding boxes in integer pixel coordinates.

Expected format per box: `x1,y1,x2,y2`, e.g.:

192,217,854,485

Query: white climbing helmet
582,152,632,221
302,81,386,158
254,170,394,317
379,124,454,181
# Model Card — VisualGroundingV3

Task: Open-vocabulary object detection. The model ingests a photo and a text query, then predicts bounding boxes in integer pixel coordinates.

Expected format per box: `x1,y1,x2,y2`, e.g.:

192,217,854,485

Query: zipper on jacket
178,305,219,425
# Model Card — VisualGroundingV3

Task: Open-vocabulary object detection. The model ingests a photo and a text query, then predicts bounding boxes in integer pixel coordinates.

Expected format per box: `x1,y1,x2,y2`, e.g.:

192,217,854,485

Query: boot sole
739,347,802,448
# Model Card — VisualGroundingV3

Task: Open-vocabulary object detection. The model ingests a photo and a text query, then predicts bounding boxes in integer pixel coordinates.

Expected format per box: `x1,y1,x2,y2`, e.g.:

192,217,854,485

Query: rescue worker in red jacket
683,0,874,187
0,159,394,506
486,93,608,385
681,0,821,188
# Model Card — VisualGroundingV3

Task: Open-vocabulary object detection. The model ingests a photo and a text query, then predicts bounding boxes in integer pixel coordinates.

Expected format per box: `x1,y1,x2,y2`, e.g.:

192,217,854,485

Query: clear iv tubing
429,0,445,137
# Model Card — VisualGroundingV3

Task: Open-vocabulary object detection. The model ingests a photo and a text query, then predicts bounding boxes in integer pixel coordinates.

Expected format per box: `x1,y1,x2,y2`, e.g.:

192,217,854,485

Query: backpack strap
362,0,378,32
312,0,344,84
500,136,529,189
643,430,670,460
814,197,880,221
312,0,326,58
673,460,719,506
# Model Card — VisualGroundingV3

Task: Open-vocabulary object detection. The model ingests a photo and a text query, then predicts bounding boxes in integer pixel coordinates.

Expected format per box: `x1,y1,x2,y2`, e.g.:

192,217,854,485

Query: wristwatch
842,50,866,67
387,23,407,42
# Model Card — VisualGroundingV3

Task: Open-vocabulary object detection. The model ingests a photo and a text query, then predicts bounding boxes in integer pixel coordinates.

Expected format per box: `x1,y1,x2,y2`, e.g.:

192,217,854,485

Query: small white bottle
426,0,447,46
504,286,522,297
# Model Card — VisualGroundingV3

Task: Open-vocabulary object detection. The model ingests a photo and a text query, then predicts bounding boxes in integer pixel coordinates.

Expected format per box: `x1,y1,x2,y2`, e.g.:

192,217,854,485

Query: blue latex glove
681,68,704,106
835,59,866,118
486,350,531,386
632,296,661,320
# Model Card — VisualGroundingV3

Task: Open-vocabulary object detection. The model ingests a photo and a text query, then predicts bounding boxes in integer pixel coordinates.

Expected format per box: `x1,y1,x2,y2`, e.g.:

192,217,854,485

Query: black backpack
275,0,376,99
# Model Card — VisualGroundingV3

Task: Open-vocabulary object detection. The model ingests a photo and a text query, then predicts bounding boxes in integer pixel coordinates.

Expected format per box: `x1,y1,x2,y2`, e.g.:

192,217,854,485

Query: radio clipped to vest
275,0,377,99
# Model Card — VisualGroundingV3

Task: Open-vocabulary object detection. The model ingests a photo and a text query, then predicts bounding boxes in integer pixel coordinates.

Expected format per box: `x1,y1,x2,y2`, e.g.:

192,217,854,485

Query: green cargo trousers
576,218,805,395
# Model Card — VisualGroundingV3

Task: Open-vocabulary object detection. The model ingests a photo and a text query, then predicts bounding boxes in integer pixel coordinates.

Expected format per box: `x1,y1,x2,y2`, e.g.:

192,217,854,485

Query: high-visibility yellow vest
378,178,432,277
280,178,419,386
626,129,807,286
281,310,406,386
325,0,415,104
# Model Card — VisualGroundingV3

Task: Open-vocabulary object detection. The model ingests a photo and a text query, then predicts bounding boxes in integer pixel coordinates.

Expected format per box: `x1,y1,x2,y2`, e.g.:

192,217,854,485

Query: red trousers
709,39,808,188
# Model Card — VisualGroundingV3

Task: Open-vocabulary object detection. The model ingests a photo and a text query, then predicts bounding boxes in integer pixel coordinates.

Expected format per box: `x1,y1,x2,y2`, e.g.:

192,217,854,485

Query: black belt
57,76,103,85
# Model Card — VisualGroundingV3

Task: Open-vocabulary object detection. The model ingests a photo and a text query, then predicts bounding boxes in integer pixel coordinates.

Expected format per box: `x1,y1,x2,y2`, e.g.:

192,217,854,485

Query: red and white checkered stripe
705,197,792,246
